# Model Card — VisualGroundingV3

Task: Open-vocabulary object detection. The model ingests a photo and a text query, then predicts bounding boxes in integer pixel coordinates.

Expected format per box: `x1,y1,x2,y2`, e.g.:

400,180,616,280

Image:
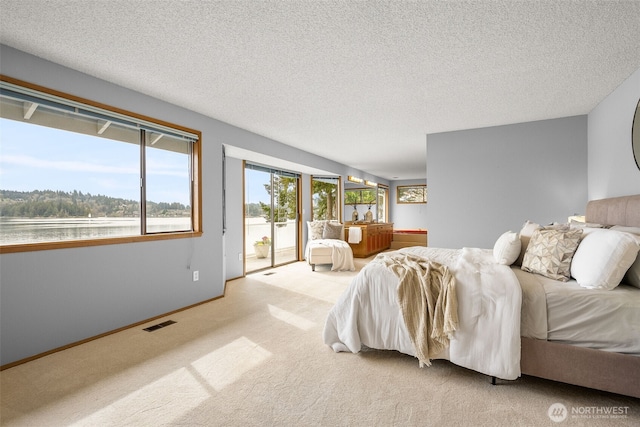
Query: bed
323,194,640,398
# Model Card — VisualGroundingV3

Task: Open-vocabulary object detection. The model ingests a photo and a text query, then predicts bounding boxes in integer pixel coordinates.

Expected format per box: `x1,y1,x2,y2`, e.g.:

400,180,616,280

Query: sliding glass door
245,164,299,272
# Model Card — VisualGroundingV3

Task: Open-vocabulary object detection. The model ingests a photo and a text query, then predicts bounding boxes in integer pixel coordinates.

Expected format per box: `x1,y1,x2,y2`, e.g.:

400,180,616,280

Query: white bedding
514,267,640,355
323,246,523,380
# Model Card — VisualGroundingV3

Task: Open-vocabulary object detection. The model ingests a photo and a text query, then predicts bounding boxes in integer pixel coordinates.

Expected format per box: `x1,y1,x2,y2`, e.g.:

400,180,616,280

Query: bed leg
491,376,497,386
312,264,315,272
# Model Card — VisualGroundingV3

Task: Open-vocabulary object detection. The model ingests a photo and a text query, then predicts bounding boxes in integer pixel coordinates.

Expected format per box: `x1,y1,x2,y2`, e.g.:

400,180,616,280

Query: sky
244,168,272,205
0,118,191,205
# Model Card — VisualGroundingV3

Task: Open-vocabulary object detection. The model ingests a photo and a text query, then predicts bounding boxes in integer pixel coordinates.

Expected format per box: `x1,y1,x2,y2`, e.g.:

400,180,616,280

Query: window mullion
140,129,147,235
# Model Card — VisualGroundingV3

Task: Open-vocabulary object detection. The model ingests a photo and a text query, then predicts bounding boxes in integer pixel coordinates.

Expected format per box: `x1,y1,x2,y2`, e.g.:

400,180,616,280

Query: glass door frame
270,171,299,267
244,162,300,273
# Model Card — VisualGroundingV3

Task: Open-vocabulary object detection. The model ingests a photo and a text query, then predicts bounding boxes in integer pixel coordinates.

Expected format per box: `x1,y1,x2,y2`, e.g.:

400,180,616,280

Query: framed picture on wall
397,185,427,204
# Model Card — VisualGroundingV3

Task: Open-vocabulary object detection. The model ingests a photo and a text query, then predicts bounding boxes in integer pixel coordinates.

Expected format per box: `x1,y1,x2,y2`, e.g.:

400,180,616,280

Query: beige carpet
1,258,638,426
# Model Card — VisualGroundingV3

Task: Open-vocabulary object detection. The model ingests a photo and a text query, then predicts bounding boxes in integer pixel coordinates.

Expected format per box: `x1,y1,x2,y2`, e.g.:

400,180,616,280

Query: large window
0,76,202,253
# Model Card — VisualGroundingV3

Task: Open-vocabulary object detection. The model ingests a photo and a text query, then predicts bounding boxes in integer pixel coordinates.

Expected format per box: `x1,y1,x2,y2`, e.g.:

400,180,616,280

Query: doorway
245,164,299,273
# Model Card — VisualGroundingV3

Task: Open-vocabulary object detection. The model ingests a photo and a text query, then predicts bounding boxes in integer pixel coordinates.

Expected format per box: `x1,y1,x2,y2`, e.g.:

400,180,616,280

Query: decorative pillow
570,230,640,290
521,228,582,281
307,221,326,240
515,221,540,266
493,231,521,265
322,222,343,240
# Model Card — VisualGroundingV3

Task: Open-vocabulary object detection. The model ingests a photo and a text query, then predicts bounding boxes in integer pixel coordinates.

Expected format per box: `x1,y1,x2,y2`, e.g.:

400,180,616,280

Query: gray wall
426,116,588,249
0,46,386,365
588,67,640,199
390,179,428,230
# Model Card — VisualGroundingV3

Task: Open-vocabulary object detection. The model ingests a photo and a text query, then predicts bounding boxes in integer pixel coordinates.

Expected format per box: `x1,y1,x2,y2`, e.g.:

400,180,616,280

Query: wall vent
143,320,176,332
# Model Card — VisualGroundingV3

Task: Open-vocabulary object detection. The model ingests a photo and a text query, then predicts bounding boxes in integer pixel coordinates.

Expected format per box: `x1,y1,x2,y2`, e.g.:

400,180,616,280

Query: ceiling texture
1,1,640,180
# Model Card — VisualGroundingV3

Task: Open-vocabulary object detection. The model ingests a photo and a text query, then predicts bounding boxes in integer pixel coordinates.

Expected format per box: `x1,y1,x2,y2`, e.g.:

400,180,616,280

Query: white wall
588,67,640,199
426,116,588,249
390,179,428,230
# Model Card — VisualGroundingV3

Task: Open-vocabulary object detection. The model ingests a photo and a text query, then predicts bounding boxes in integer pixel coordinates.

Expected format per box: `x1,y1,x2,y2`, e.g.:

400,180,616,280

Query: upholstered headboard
585,194,640,227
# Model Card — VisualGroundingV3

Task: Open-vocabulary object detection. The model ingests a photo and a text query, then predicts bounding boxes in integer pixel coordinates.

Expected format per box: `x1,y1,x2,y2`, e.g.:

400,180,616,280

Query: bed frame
519,194,640,398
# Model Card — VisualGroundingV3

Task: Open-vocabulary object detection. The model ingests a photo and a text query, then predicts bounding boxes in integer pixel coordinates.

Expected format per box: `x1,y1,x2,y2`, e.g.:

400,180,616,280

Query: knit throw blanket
372,252,458,367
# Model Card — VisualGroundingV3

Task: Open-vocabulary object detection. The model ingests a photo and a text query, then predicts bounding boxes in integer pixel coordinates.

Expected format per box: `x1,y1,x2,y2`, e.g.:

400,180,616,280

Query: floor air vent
263,272,276,276
143,320,176,332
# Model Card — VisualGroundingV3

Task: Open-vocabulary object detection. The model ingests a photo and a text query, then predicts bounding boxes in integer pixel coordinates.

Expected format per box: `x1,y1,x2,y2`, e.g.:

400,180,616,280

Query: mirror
344,183,377,223
634,98,640,171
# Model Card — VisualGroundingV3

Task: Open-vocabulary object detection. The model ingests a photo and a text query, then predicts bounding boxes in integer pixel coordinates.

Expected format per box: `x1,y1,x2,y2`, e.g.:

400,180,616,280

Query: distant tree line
0,189,190,218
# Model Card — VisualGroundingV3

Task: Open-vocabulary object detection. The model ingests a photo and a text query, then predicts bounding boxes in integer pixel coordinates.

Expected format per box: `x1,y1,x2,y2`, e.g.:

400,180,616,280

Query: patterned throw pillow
521,227,583,281
322,222,343,240
307,221,326,240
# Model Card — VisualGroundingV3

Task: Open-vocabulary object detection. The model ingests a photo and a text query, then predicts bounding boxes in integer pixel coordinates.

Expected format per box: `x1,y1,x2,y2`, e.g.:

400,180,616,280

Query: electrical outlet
192,270,199,281
238,253,242,261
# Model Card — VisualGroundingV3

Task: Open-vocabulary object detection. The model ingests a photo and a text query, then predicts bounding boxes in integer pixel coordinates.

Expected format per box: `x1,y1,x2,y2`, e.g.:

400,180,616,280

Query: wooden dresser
344,222,393,258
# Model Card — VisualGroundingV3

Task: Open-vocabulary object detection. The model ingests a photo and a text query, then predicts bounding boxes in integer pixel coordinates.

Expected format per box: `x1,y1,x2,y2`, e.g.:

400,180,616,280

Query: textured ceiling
1,1,639,180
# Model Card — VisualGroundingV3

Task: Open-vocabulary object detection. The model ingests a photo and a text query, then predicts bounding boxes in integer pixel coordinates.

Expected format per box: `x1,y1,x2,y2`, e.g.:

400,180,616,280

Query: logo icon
548,403,568,423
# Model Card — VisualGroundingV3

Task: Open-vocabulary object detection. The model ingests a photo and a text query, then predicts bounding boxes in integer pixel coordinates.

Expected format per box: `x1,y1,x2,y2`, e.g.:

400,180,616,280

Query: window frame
0,75,202,254
377,184,389,222
396,185,427,204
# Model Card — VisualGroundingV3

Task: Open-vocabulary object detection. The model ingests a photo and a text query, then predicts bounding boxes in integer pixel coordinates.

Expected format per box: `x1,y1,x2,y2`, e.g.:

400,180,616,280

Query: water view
0,217,191,245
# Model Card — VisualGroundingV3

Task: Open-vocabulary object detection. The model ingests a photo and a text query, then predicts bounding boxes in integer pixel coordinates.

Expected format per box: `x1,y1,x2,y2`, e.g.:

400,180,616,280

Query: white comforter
323,246,523,380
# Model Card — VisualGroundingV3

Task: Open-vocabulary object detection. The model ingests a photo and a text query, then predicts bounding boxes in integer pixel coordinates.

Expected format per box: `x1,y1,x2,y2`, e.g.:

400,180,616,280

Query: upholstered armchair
305,221,354,271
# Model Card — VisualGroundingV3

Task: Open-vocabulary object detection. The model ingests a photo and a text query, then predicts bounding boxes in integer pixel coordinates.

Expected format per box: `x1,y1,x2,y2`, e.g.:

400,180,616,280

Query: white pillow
600,226,640,288
603,226,640,289
493,231,521,265
570,229,640,290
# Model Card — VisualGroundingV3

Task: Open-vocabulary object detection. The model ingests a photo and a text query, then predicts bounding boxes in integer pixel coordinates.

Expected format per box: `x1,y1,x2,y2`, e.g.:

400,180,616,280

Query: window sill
0,231,203,254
